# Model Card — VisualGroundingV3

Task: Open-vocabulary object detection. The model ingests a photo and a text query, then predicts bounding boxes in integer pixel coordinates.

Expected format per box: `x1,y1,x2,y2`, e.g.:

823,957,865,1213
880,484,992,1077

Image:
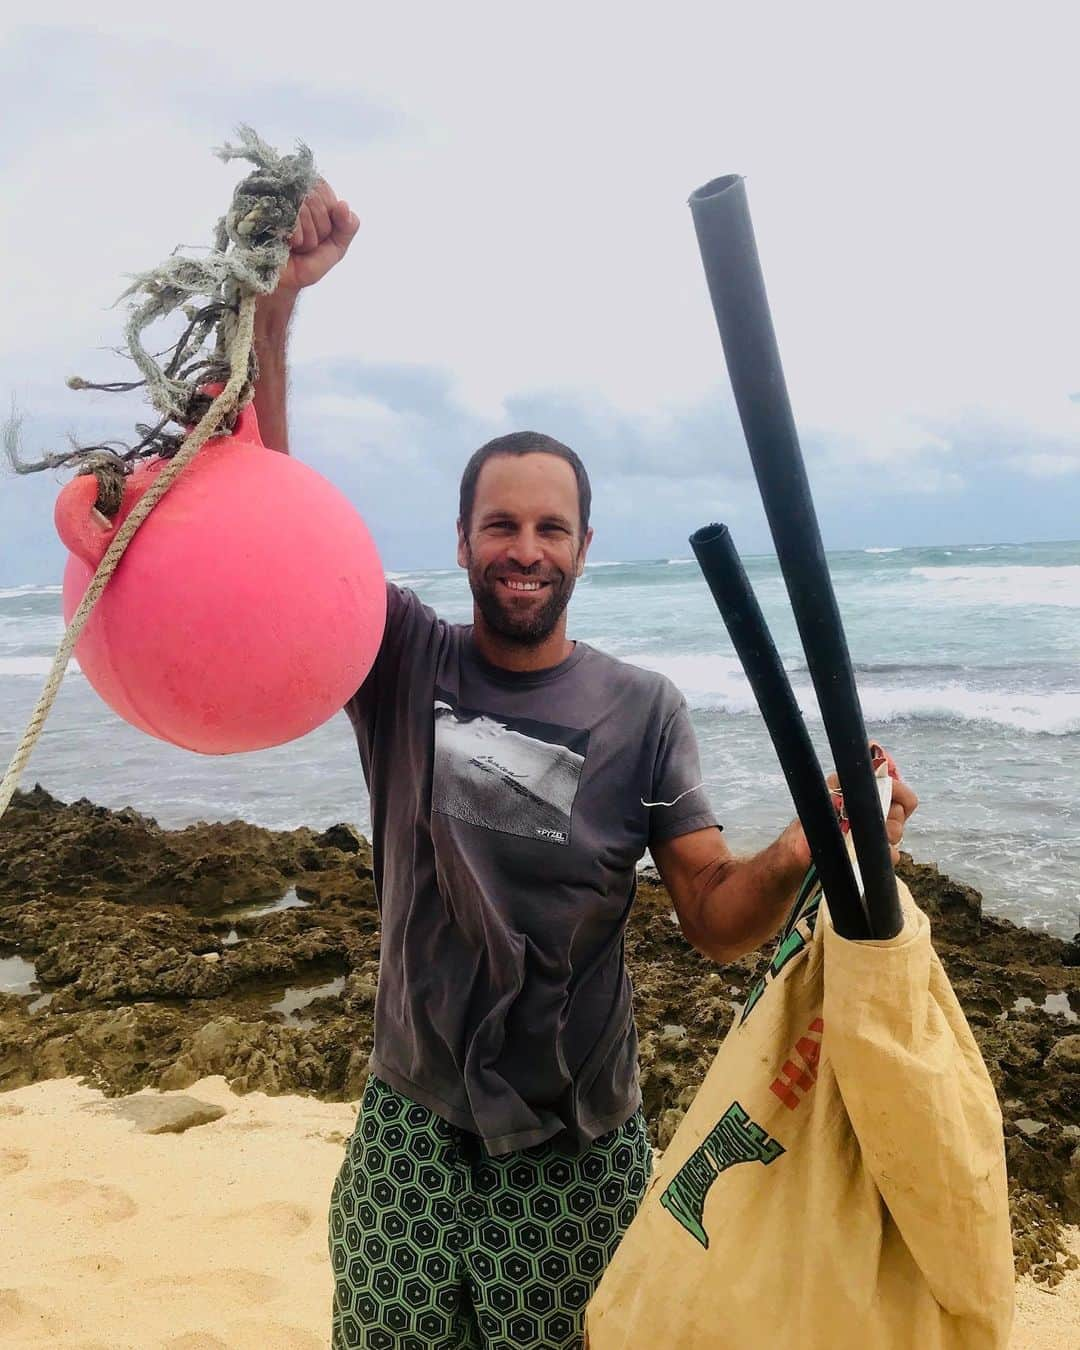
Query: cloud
917,413,1080,482
10,346,1076,592
1015,454,1080,479
0,26,407,163
2,6,1078,584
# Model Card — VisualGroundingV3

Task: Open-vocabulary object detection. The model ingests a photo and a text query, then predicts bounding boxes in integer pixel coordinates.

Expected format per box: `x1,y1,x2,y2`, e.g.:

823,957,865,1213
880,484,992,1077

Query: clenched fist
277,178,360,294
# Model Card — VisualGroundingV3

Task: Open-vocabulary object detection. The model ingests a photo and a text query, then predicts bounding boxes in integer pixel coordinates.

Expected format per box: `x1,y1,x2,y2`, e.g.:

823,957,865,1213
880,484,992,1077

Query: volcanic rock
1,788,1078,1281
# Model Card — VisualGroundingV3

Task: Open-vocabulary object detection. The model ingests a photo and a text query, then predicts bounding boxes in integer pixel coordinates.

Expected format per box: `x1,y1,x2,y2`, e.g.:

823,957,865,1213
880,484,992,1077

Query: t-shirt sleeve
345,582,436,731
647,697,720,845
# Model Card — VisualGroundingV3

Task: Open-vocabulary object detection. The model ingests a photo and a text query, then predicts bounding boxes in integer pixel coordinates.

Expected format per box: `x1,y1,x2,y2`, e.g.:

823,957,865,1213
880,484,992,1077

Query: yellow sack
586,874,1014,1349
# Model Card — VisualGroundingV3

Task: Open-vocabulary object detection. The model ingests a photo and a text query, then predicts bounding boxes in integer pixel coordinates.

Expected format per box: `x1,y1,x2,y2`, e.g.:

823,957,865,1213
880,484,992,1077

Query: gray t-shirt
346,584,718,1155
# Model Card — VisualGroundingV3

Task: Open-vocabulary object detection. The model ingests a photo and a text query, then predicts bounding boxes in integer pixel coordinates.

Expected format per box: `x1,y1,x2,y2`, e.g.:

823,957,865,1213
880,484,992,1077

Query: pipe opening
688,175,743,205
690,522,729,546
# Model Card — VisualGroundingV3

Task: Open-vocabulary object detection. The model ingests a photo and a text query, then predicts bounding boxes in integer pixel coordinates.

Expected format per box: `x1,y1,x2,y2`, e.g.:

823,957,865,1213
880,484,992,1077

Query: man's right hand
277,178,360,295
258,178,360,323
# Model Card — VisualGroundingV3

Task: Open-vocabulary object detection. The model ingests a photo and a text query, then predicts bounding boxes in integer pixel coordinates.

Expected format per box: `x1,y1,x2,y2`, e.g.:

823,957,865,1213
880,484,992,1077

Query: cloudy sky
1,4,1077,583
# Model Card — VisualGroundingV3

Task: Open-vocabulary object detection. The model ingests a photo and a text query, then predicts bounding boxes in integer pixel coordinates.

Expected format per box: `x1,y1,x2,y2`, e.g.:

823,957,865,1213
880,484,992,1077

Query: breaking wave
909,564,1080,609
626,652,1079,736
0,585,62,601
0,657,81,677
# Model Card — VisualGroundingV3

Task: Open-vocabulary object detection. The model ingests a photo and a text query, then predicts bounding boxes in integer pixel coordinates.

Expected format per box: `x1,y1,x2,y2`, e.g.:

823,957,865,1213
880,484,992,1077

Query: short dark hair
458,432,592,538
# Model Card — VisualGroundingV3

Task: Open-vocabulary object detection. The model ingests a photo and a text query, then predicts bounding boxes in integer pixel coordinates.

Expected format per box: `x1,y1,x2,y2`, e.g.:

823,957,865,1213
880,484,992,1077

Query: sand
2,1077,1077,1349
1015,1234,1080,1350
2,1076,355,1349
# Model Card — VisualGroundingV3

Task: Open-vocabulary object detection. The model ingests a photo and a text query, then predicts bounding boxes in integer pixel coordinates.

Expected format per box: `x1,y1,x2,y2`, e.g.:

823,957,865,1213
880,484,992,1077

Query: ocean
2,540,1078,936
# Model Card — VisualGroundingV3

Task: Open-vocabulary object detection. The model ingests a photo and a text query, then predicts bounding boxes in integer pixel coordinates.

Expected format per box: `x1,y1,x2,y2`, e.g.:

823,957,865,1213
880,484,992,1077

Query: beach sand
2,1075,1077,1349
2,1076,353,1349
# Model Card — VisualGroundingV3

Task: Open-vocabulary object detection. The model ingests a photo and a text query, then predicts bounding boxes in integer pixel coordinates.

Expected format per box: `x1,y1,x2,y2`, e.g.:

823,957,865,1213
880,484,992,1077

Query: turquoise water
2,540,1078,935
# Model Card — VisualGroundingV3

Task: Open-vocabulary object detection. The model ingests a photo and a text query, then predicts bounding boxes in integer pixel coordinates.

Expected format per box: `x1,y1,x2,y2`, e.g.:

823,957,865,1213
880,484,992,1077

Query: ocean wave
864,547,900,554
0,656,81,677
790,660,973,676
855,686,1080,736
627,653,757,711
854,661,971,675
626,653,1079,735
385,568,460,583
909,564,1080,609
0,585,63,600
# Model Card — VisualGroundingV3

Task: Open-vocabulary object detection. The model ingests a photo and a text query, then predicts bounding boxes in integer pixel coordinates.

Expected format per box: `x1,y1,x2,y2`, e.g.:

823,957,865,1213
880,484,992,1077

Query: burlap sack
586,875,1014,1349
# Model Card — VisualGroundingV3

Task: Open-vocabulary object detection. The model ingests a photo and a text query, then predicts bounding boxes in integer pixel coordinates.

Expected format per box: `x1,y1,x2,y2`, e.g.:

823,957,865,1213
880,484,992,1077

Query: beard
466,555,578,647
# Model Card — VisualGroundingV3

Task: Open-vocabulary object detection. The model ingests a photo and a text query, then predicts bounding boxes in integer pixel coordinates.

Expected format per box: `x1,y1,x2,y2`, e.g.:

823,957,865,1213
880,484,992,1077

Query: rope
0,296,255,821
0,127,316,824
4,126,315,505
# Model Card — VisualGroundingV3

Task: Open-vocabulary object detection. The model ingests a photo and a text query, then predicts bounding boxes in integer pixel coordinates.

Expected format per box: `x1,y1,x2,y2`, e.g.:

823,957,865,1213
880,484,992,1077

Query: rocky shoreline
2,785,1078,1283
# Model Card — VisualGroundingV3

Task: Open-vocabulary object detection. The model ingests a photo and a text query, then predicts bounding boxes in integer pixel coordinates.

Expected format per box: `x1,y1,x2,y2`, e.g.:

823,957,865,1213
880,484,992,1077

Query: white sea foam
626,652,1080,736
864,547,900,554
857,685,1080,736
0,585,62,600
0,657,81,677
385,568,459,583
626,654,760,715
909,564,1080,609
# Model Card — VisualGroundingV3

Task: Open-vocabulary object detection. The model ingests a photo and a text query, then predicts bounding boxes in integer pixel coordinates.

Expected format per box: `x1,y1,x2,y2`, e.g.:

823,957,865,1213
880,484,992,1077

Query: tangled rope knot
5,125,316,513
0,127,316,821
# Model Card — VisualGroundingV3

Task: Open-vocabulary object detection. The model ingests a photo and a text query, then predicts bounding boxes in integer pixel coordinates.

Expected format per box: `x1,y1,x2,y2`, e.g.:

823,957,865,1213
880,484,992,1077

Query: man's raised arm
253,180,360,454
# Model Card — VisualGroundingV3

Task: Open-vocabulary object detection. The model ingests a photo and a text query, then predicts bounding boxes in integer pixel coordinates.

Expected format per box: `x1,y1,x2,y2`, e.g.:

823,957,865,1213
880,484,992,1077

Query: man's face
457,453,593,646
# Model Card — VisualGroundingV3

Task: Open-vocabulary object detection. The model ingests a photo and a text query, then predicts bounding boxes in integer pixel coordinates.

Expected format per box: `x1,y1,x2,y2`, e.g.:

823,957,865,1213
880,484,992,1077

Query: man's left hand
883,772,918,862
785,749,918,872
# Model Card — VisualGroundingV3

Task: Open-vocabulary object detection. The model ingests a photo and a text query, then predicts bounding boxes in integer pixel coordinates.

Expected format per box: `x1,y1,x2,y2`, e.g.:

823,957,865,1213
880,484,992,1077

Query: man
254,182,917,1350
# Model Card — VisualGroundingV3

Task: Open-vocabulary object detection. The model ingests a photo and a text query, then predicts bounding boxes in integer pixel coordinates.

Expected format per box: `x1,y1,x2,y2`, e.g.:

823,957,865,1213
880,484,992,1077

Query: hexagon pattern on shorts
329,1077,650,1349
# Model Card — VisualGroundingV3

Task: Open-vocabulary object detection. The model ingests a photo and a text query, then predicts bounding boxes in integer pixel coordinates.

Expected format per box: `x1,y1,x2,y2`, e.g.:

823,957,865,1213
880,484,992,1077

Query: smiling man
253,180,917,1350
456,435,592,661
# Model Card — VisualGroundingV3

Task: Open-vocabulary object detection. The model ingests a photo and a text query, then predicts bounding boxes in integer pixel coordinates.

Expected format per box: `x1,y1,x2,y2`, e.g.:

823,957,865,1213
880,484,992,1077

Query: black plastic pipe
689,524,870,939
688,174,901,940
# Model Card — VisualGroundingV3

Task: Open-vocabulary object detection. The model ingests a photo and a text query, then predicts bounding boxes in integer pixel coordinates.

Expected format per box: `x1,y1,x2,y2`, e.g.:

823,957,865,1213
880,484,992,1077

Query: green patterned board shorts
329,1076,652,1350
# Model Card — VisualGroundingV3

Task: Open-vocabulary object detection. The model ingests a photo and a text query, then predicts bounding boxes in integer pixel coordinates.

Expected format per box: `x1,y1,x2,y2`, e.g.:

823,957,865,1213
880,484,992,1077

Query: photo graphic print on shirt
432,688,589,846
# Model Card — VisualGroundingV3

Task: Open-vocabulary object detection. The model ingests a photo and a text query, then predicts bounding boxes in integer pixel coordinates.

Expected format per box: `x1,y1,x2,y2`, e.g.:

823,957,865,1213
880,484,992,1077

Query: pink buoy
54,400,386,754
